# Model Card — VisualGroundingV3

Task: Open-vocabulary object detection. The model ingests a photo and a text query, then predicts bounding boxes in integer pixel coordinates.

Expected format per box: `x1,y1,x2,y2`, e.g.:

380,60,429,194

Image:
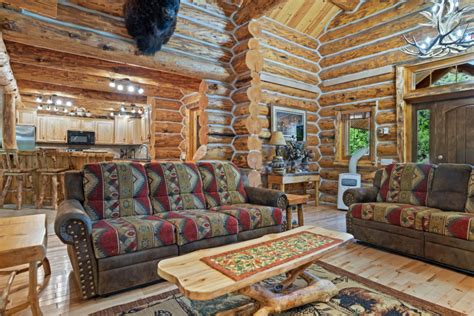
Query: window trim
335,107,376,164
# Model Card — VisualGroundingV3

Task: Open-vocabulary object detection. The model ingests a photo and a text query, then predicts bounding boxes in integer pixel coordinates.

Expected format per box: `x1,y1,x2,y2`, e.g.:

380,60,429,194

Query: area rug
201,231,342,281
91,262,463,316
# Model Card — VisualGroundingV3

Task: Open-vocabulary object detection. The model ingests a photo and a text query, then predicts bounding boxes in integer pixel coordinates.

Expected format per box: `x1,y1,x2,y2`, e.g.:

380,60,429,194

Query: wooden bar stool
0,150,36,210
36,149,69,210
285,194,310,230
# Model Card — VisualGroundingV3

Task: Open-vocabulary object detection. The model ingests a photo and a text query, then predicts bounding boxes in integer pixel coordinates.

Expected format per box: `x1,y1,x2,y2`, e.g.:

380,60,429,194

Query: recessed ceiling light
35,96,43,103
127,85,135,93
47,98,53,104
117,84,124,91
66,101,73,107
109,80,116,88
138,88,144,94
55,99,63,105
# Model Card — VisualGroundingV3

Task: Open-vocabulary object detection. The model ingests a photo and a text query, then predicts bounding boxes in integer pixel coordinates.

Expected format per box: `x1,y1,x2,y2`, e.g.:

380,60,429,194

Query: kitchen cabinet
96,120,114,144
17,109,37,125
114,116,128,144
80,120,96,132
127,118,142,145
140,116,150,143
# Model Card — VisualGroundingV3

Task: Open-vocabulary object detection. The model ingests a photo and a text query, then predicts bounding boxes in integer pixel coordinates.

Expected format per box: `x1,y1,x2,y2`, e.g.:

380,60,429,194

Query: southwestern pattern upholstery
146,162,206,213
83,163,152,221
155,210,239,245
345,163,474,273
377,163,433,206
210,204,283,231
55,161,284,298
92,216,176,258
427,212,474,241
349,203,438,231
198,161,247,207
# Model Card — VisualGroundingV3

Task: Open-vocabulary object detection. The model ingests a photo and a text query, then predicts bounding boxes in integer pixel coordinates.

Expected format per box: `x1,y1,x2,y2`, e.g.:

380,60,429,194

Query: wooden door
431,98,474,164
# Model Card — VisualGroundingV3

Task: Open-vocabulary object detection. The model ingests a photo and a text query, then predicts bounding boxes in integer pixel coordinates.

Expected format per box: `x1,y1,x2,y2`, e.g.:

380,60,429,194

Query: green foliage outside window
349,128,370,155
417,109,430,163
433,71,474,86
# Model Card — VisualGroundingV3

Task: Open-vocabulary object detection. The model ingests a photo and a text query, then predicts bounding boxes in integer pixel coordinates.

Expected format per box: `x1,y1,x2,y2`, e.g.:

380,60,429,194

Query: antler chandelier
402,0,474,58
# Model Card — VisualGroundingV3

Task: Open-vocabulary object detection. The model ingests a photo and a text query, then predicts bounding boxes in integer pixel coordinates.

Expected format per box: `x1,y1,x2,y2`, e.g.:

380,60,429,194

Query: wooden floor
0,205,473,316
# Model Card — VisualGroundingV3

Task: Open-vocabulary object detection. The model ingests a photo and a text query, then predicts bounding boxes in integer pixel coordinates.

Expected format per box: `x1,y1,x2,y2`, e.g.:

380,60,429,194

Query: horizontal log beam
17,80,146,105
0,8,232,82
11,62,183,100
1,0,57,18
6,42,200,91
234,0,287,25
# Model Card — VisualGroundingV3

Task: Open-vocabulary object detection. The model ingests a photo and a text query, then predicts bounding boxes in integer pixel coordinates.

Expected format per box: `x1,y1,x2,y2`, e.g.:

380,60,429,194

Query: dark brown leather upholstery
427,164,471,211
346,163,474,274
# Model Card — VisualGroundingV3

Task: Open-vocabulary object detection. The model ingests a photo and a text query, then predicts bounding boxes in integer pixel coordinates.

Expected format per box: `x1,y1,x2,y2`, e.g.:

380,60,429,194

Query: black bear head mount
124,0,181,55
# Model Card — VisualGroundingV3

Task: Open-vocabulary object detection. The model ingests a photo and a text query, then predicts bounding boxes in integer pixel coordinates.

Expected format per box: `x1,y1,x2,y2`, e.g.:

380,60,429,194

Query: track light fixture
109,79,144,95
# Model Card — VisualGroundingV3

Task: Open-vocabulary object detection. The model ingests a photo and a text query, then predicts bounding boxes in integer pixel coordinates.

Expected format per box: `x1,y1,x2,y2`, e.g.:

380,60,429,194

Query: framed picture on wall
271,106,306,142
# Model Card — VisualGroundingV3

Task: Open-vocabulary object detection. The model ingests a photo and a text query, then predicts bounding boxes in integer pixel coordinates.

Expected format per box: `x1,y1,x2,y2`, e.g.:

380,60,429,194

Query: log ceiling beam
329,0,360,11
0,8,232,82
11,62,183,100
6,42,200,92
234,0,287,25
0,0,58,18
17,80,147,105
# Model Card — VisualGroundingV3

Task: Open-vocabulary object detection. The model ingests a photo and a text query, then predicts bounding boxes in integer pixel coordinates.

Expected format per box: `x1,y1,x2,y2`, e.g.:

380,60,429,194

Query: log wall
315,0,458,204
233,17,321,187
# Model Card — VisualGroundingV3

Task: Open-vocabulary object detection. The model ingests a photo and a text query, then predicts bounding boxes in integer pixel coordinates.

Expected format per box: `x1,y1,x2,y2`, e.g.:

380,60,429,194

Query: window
414,61,474,89
336,108,375,162
414,108,431,163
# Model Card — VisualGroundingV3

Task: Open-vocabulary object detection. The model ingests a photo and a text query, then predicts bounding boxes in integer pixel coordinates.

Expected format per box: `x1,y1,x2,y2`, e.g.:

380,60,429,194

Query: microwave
67,131,95,146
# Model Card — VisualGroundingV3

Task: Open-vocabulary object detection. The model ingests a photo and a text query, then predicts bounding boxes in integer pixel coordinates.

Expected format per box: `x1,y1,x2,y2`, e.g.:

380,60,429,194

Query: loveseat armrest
343,187,379,207
245,186,288,210
54,200,98,299
55,199,92,244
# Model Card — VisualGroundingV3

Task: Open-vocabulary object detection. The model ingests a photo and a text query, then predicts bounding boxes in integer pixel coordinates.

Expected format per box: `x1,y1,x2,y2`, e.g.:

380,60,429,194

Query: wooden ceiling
267,0,342,38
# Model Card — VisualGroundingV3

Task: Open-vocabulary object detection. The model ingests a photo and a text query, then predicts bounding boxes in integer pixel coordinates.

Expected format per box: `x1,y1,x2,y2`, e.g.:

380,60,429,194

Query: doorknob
437,155,444,160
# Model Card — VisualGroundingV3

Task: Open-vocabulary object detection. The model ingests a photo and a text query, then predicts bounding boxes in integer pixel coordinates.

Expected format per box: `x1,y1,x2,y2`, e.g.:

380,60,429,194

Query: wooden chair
0,271,15,315
36,149,69,210
0,150,36,210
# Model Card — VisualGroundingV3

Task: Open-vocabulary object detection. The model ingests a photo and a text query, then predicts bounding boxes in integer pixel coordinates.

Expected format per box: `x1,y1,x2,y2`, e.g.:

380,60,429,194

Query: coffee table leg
28,262,42,316
238,267,338,315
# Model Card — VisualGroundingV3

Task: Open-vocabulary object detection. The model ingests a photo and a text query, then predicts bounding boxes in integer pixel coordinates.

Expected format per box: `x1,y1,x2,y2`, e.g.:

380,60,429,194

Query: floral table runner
200,231,342,281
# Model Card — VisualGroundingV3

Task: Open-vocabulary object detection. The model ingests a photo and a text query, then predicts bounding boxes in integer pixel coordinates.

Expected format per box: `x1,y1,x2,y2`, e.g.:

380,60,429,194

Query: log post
2,92,17,149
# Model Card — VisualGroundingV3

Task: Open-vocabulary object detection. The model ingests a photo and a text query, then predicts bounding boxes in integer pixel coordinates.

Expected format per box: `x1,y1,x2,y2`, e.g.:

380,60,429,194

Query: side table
268,172,320,206
285,194,310,230
0,215,51,316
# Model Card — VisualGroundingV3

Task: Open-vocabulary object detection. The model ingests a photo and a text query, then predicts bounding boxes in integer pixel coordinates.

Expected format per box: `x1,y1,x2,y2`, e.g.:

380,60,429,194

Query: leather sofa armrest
245,186,289,210
343,187,379,207
54,200,98,299
55,199,92,244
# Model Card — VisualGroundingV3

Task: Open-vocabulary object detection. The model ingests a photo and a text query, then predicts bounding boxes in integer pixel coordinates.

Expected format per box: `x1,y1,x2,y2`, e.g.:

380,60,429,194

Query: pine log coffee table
158,226,353,315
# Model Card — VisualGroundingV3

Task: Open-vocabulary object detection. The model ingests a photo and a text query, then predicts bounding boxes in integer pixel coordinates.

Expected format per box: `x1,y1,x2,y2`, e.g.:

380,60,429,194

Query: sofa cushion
466,170,474,213
210,204,283,231
377,163,433,206
427,164,471,212
349,203,439,231
427,212,474,241
91,215,176,259
83,163,152,221
146,162,206,213
155,210,239,245
198,161,247,207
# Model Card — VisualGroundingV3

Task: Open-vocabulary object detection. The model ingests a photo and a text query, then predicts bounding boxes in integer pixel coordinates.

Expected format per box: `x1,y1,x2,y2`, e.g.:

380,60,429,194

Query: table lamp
269,131,287,175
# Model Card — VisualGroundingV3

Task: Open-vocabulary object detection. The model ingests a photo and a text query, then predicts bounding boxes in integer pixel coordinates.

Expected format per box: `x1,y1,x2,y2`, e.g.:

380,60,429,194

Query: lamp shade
269,131,287,146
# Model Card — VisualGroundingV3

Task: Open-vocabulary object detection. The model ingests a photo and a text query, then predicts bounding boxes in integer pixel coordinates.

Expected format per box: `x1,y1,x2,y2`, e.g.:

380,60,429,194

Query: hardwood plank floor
0,205,473,315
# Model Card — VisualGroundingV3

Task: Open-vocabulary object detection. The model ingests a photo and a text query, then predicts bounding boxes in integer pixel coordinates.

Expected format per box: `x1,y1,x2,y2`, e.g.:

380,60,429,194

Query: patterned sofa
344,163,474,273
54,161,286,298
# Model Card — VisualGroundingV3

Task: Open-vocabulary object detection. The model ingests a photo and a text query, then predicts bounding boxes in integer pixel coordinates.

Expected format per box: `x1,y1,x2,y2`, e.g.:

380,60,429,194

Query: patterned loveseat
54,161,286,298
344,163,474,273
